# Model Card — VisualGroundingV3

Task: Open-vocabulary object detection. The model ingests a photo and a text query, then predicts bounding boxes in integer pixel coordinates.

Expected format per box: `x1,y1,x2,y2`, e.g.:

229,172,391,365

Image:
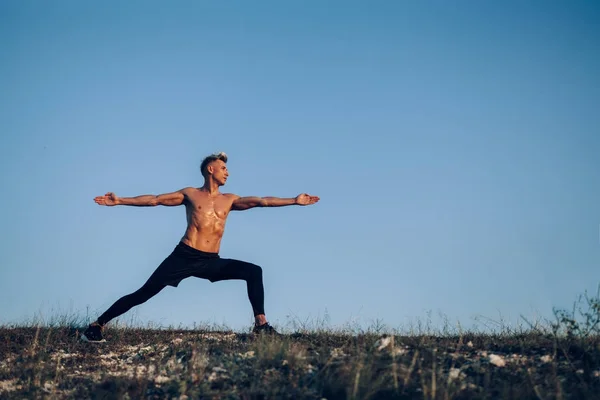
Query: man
81,152,319,342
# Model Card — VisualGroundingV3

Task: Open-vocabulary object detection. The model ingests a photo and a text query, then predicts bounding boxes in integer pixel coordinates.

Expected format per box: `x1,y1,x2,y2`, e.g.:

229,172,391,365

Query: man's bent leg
96,282,166,326
207,260,266,320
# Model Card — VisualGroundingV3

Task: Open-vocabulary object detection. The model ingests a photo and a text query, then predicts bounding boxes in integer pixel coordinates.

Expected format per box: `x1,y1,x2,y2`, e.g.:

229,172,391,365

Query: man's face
208,159,229,186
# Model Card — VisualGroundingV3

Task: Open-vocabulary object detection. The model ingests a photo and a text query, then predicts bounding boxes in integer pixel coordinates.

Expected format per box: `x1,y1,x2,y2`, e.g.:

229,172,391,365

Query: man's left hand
296,193,320,206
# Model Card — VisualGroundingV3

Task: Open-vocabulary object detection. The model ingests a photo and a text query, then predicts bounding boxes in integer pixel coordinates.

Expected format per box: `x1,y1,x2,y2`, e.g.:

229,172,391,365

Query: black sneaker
81,323,105,342
253,323,280,336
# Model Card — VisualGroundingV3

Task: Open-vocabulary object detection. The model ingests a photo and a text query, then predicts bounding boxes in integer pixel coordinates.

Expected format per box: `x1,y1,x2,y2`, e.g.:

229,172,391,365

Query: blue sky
1,1,599,332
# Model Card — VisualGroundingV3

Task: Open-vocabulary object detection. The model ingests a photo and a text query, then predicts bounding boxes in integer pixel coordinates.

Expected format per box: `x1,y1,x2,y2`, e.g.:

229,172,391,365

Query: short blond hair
200,152,228,176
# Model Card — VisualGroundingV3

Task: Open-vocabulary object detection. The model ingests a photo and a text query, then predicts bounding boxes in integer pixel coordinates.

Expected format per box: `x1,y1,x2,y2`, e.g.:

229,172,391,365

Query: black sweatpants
97,241,265,325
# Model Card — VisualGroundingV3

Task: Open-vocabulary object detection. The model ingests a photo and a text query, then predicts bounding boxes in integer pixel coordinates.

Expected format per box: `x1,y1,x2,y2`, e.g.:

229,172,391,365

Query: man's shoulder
180,187,197,195
221,193,240,200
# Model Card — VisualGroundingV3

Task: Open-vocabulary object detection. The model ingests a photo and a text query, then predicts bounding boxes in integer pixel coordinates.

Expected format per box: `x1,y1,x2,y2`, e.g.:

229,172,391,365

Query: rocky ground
0,326,599,399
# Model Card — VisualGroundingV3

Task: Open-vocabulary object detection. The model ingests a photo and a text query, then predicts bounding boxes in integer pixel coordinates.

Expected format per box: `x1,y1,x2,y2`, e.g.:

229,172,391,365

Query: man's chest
187,192,232,218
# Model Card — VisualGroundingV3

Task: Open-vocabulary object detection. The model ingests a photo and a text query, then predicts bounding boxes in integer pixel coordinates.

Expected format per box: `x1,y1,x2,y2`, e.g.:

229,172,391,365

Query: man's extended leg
82,242,212,342
97,282,167,326
81,282,166,342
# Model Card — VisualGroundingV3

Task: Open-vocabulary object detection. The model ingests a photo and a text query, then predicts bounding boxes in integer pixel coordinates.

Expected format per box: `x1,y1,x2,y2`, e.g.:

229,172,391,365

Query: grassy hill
1,287,598,399
0,323,598,399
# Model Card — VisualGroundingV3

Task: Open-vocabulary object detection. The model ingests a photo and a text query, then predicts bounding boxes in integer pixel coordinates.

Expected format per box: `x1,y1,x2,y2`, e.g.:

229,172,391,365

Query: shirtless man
81,152,320,342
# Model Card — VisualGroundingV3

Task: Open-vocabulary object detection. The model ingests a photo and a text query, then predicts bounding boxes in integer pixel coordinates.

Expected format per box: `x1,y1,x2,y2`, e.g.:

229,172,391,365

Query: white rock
540,355,552,363
0,379,20,392
238,351,255,359
393,348,407,356
375,336,392,351
330,348,346,358
448,368,464,381
154,375,170,384
489,354,506,367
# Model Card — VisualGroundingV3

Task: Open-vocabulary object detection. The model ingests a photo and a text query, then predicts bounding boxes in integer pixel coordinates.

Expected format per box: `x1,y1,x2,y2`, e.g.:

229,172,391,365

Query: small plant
552,283,600,338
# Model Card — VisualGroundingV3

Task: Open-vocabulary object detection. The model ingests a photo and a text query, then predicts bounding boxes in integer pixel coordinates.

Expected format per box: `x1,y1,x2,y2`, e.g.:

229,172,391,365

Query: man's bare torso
180,188,235,253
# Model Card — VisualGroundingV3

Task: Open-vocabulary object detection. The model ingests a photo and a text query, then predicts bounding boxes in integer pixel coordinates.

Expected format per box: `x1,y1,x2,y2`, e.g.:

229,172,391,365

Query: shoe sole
80,333,106,343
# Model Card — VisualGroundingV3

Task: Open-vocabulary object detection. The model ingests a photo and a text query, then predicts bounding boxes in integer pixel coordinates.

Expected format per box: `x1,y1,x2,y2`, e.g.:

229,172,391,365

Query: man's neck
201,180,220,195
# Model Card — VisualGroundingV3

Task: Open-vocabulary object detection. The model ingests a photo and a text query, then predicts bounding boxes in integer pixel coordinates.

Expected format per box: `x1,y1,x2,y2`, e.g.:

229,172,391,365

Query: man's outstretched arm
94,189,188,207
231,193,320,211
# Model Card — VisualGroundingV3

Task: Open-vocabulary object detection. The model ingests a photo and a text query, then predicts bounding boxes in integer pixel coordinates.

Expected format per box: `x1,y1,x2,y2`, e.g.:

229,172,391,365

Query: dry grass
1,287,598,399
0,322,598,399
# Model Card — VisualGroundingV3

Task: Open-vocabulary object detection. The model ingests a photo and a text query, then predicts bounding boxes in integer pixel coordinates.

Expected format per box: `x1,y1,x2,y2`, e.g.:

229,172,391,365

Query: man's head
200,152,229,185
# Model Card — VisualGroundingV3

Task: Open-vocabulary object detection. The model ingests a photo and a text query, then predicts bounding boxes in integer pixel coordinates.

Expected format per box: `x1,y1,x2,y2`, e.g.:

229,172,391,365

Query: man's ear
207,164,214,175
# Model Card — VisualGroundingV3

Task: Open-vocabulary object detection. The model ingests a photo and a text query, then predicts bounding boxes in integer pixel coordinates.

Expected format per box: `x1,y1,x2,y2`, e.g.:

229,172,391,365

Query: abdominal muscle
180,205,227,253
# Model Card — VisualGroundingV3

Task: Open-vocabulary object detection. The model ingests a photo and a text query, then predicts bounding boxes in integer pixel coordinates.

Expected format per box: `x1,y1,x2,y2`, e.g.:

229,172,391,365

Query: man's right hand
94,192,119,206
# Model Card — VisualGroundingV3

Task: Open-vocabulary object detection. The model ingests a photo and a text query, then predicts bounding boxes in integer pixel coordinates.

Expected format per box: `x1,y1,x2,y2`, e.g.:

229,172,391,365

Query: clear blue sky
1,1,599,332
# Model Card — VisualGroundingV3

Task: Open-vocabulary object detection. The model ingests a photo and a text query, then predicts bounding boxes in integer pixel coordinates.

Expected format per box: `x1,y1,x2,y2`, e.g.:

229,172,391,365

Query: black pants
97,241,265,325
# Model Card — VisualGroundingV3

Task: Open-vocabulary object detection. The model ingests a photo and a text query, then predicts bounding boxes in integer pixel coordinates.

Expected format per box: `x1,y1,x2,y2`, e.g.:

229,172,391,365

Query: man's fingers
94,193,114,206
297,193,319,204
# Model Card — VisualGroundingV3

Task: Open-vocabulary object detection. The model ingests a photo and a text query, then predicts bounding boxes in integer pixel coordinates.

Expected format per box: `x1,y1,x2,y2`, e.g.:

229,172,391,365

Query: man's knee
247,263,262,279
